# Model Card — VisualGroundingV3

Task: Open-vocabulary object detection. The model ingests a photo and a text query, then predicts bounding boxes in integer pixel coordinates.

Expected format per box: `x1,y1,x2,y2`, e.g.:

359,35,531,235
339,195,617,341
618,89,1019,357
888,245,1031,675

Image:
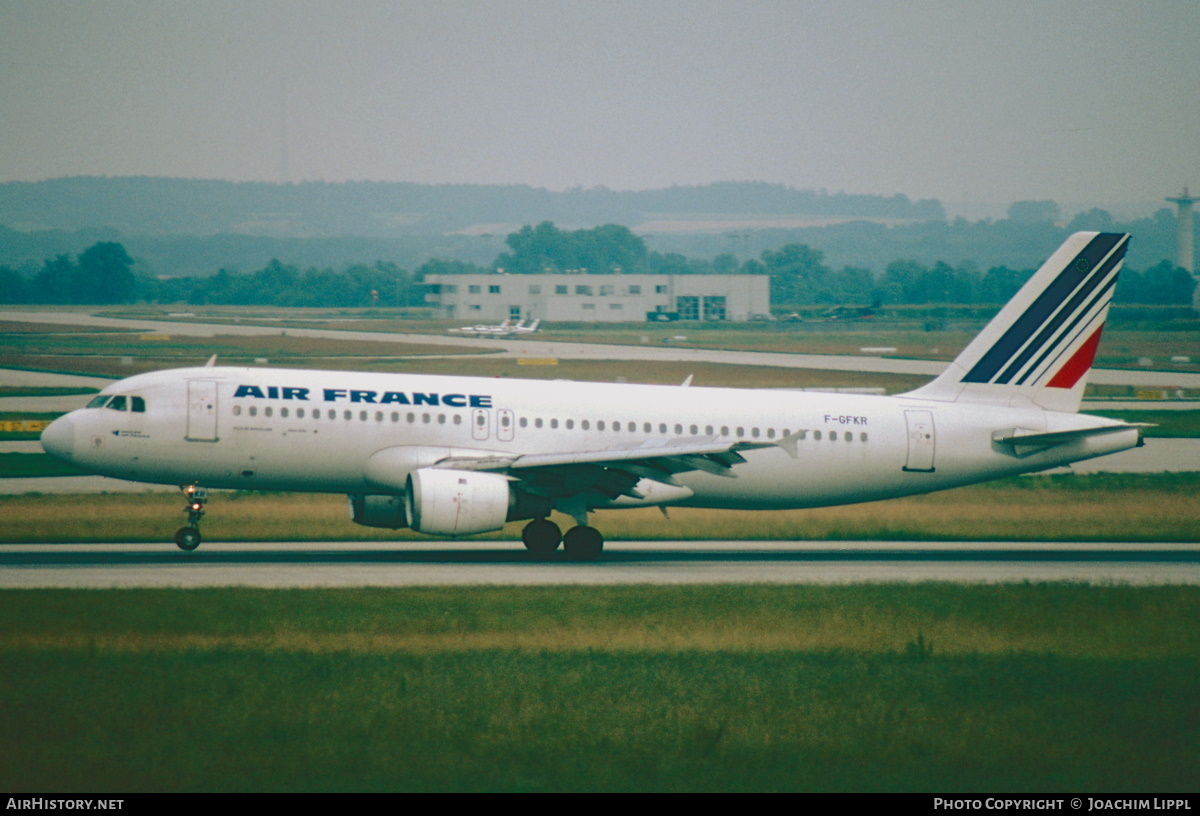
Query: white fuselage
46,365,1138,511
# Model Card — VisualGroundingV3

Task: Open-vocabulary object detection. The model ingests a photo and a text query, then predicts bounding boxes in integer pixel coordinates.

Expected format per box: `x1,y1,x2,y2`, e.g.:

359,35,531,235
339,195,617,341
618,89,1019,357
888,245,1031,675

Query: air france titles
233,385,492,408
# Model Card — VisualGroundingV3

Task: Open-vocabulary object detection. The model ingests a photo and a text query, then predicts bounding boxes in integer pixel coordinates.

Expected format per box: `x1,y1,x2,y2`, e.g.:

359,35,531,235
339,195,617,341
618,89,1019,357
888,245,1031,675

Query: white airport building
423,273,771,322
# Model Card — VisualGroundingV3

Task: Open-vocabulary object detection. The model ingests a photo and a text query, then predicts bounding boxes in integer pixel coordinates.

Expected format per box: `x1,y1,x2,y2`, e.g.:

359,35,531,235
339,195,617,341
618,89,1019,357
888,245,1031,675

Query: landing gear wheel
522,518,562,554
175,526,202,551
562,525,604,561
176,485,208,551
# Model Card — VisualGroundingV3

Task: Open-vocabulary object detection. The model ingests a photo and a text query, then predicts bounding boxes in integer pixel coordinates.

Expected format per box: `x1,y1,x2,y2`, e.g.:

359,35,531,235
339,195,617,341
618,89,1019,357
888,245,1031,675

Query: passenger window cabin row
229,403,869,443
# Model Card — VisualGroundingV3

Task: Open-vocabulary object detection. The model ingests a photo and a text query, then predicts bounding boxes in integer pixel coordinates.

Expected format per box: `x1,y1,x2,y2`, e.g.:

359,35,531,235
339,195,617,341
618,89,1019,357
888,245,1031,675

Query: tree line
751,245,1193,308
0,225,1193,309
0,242,138,305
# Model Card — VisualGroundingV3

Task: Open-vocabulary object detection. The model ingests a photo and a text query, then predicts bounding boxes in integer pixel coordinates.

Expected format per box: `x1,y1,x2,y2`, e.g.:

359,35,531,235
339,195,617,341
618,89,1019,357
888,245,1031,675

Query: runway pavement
1,540,1197,588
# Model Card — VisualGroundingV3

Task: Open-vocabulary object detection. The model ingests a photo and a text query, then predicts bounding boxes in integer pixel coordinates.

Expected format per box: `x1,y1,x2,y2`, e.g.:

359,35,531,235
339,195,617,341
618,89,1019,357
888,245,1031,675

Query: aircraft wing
431,437,776,501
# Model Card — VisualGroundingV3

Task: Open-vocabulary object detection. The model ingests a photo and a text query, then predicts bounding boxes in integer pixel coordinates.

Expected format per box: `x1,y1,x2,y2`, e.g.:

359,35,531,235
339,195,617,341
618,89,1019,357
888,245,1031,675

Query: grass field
0,584,1196,791
0,453,89,478
0,318,495,379
7,308,1200,381
97,303,1200,365
0,386,99,398
1090,409,1200,438
2,473,1198,544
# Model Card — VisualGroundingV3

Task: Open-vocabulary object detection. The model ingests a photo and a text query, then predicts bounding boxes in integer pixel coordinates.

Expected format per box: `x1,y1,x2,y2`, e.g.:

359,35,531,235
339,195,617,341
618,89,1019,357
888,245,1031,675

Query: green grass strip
0,453,91,478
1091,409,1200,438
0,387,98,398
0,585,1196,792
5,472,1197,543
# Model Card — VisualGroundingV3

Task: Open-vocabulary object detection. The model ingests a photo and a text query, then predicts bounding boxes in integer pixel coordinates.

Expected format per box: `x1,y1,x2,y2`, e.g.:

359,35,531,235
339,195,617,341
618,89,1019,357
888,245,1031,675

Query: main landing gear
174,485,207,551
520,518,604,561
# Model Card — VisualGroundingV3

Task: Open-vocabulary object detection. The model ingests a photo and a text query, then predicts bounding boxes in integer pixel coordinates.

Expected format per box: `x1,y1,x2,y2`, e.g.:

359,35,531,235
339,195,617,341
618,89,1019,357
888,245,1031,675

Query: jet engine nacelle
405,468,512,536
348,493,409,530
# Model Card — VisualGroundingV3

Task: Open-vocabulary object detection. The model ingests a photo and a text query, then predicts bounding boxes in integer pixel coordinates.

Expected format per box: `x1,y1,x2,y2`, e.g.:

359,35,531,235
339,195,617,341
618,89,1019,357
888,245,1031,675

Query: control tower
1166,188,1198,311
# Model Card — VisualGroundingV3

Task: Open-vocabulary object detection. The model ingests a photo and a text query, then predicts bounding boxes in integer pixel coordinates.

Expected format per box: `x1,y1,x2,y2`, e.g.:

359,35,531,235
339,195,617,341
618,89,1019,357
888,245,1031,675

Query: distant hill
0,177,945,238
0,177,1185,281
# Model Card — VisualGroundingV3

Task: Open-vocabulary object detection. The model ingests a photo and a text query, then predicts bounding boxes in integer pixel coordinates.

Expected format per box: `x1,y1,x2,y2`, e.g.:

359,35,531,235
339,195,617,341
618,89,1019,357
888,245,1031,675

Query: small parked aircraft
448,318,542,338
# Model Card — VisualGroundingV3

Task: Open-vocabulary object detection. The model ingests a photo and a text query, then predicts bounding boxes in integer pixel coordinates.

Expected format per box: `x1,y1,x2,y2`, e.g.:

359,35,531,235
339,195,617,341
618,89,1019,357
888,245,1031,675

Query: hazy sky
2,1,1197,207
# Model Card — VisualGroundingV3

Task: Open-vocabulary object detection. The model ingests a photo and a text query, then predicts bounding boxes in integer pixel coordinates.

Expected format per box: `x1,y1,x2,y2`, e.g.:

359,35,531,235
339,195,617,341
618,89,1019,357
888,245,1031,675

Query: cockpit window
90,394,145,412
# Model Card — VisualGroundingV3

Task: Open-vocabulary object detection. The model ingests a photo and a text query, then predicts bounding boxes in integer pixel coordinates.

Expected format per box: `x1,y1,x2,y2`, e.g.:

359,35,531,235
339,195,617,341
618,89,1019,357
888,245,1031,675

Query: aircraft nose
41,415,76,461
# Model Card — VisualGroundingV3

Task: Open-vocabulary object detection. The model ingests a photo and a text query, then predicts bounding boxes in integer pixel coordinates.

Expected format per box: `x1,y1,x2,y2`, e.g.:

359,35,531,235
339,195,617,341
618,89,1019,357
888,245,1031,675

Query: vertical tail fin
905,232,1129,413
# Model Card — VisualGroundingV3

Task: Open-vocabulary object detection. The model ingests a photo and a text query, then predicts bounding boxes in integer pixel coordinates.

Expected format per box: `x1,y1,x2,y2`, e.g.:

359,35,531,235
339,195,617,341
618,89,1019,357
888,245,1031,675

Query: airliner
41,232,1141,559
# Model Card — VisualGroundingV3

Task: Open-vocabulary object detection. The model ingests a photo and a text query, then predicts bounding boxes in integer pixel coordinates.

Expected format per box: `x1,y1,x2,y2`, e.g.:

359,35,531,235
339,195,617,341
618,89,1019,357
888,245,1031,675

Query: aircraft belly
221,429,372,492
97,422,374,492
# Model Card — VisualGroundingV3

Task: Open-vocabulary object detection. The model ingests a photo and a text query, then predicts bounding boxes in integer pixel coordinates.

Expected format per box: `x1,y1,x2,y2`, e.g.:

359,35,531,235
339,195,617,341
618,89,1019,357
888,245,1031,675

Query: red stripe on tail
1046,326,1104,389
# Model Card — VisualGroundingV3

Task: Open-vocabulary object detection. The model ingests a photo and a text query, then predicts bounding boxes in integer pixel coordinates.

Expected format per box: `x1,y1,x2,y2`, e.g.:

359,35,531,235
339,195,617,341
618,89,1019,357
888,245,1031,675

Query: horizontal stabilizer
992,423,1148,456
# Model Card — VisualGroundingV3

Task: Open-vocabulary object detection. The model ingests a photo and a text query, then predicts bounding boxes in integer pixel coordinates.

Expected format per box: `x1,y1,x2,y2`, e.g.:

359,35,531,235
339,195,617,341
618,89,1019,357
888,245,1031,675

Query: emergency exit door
903,410,935,472
472,408,490,441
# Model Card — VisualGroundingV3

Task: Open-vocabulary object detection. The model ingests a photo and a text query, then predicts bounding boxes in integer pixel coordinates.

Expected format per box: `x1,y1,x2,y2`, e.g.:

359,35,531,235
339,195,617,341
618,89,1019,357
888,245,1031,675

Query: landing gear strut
174,485,207,551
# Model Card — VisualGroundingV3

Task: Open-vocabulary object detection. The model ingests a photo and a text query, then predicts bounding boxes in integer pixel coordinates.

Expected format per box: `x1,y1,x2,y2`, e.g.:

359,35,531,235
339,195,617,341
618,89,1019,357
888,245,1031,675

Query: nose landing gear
174,485,207,551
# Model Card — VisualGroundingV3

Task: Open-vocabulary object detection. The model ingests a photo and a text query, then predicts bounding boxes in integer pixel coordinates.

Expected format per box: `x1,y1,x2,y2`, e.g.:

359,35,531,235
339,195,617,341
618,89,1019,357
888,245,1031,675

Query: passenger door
186,380,219,442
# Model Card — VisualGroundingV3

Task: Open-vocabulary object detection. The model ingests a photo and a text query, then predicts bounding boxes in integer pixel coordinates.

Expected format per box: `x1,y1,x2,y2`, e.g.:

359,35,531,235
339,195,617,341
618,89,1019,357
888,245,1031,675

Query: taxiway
2,540,1197,588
